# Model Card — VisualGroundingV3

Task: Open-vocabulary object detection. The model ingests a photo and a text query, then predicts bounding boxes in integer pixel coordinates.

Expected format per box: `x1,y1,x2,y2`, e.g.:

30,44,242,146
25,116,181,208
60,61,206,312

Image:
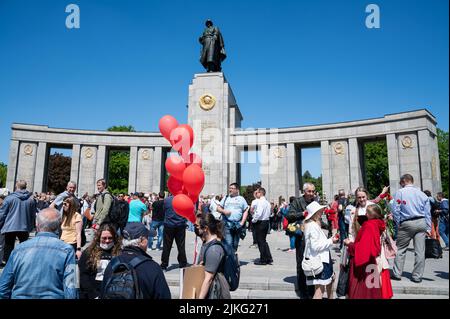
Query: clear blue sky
0,0,448,185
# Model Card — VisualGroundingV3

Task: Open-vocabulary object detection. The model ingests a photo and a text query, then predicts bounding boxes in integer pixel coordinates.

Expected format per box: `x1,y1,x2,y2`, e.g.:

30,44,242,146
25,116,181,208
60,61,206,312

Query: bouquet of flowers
378,193,395,238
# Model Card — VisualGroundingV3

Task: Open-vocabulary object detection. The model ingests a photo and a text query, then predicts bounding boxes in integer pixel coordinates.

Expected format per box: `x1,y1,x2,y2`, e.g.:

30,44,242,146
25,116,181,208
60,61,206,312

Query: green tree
363,141,389,198
240,182,261,205
107,126,135,194
301,171,322,198
47,153,71,194
0,162,7,188
438,128,449,197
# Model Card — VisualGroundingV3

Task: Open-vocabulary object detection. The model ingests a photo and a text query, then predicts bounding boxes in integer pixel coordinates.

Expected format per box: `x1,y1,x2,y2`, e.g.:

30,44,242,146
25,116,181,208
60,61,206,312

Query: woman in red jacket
343,204,393,299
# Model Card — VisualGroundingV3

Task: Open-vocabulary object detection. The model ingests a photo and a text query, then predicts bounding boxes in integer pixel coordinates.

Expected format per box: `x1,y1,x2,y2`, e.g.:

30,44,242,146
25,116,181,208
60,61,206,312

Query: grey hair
36,208,62,233
302,182,315,192
122,237,145,249
67,181,77,187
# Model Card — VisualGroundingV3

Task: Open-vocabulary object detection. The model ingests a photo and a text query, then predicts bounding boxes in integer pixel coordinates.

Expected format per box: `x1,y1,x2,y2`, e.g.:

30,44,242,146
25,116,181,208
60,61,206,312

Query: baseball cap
122,222,152,240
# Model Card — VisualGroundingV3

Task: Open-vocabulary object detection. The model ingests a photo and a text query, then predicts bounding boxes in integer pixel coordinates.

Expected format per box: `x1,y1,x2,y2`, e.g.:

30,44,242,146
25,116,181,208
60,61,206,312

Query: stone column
418,130,441,194
267,144,288,202
321,140,331,203
16,142,38,191
348,138,363,193
78,146,97,196
397,133,422,189
228,145,239,186
152,147,163,193
386,134,400,194
137,148,153,193
260,144,270,196
33,142,48,193
70,144,81,187
6,140,19,191
128,146,138,194
95,145,107,183
287,143,299,198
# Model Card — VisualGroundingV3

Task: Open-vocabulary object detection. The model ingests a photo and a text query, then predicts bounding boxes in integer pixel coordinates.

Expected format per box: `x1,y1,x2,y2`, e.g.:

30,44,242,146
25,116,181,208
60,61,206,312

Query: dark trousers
295,235,315,299
4,231,29,263
161,226,187,268
252,226,257,245
254,220,273,263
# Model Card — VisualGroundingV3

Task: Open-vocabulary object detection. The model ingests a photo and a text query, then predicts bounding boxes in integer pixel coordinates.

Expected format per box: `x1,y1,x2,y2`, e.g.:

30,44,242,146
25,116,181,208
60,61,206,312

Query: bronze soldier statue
199,19,226,72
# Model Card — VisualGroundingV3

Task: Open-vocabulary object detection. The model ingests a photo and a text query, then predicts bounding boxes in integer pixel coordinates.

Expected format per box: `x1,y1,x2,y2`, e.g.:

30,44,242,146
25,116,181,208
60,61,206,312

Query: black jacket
286,196,315,224
78,248,113,299
101,246,171,299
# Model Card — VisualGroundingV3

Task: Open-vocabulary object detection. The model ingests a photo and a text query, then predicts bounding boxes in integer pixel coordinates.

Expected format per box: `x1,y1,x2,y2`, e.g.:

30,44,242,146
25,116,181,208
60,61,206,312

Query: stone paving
1,228,448,299
147,229,449,299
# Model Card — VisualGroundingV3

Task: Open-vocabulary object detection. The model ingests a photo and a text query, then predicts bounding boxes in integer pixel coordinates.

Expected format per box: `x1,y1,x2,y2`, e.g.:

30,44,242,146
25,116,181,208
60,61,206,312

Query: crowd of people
0,172,448,299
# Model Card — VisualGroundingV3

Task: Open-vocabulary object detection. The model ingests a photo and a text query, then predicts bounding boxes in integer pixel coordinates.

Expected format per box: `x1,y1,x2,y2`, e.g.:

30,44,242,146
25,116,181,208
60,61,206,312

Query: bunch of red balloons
159,115,205,223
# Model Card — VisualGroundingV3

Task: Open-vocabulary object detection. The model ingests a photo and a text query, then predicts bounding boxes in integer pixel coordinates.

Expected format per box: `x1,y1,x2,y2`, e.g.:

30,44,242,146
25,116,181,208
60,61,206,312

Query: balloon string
193,235,198,264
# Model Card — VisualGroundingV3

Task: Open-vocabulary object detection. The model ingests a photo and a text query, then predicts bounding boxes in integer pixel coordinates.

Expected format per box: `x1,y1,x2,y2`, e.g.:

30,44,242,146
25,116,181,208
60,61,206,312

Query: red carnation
380,193,388,199
402,200,407,205
303,211,308,218
396,199,402,204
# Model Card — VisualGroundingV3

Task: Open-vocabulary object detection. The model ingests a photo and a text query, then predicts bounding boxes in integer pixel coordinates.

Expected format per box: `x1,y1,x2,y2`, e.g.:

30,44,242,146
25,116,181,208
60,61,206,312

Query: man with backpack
92,179,129,234
101,222,171,299
92,179,113,228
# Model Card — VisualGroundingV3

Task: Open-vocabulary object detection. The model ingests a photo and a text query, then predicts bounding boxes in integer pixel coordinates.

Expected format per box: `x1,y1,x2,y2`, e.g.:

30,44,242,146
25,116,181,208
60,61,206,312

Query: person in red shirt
344,204,393,299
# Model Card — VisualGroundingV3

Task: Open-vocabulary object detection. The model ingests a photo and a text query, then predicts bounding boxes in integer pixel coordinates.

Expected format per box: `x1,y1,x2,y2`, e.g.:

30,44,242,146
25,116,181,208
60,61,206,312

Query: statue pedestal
187,72,242,196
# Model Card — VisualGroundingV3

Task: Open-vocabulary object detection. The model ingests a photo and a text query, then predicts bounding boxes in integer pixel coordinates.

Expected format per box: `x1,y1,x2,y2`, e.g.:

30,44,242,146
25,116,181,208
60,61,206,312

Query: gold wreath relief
273,147,284,158
401,136,413,149
84,148,93,159
334,142,344,155
141,149,150,160
199,94,216,111
24,144,33,156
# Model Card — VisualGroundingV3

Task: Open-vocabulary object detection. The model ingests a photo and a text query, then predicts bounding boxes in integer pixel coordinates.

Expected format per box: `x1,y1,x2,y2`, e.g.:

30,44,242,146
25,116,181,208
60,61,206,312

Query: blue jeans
289,235,296,250
439,216,449,247
224,225,240,252
149,220,164,249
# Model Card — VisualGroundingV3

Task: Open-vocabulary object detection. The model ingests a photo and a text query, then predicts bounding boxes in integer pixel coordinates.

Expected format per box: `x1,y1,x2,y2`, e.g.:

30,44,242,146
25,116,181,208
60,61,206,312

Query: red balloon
159,115,179,141
167,175,183,195
170,124,194,157
186,153,202,167
189,194,199,205
182,164,205,196
172,194,196,223
165,155,186,180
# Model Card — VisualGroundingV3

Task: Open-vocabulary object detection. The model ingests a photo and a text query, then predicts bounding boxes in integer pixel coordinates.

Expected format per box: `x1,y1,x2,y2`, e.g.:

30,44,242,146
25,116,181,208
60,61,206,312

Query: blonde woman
303,202,340,299
60,197,83,260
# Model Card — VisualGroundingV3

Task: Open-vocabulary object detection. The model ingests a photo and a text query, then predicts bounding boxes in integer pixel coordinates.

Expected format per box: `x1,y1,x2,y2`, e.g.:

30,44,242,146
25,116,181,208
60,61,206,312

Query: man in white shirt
252,188,273,265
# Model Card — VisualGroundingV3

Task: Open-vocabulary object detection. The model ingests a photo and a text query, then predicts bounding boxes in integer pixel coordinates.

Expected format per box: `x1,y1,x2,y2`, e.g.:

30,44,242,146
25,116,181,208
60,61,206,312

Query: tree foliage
240,182,261,205
301,171,322,199
438,128,449,197
364,141,389,198
0,162,7,188
47,153,71,194
106,125,135,194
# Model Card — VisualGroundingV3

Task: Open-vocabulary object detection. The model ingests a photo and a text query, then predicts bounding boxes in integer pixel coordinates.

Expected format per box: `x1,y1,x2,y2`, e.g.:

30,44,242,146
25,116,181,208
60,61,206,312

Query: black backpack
204,241,240,291
101,255,148,299
99,193,129,231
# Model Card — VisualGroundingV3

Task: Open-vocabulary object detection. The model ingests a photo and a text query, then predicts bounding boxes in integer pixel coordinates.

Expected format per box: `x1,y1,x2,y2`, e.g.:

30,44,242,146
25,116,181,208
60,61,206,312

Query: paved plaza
0,228,448,299
145,229,449,299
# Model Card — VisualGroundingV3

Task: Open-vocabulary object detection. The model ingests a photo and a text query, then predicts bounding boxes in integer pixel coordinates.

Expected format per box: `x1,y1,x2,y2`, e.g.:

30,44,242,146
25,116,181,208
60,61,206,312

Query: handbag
301,237,323,277
381,231,397,259
425,238,443,259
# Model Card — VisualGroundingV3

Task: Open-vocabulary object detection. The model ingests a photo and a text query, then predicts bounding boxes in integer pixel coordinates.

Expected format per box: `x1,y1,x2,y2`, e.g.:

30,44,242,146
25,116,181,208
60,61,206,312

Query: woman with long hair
60,196,83,259
78,223,121,299
344,204,393,299
195,213,231,299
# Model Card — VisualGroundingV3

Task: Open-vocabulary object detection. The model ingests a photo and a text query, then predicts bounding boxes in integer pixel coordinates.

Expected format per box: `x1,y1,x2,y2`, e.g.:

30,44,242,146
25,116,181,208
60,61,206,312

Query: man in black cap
101,222,171,299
